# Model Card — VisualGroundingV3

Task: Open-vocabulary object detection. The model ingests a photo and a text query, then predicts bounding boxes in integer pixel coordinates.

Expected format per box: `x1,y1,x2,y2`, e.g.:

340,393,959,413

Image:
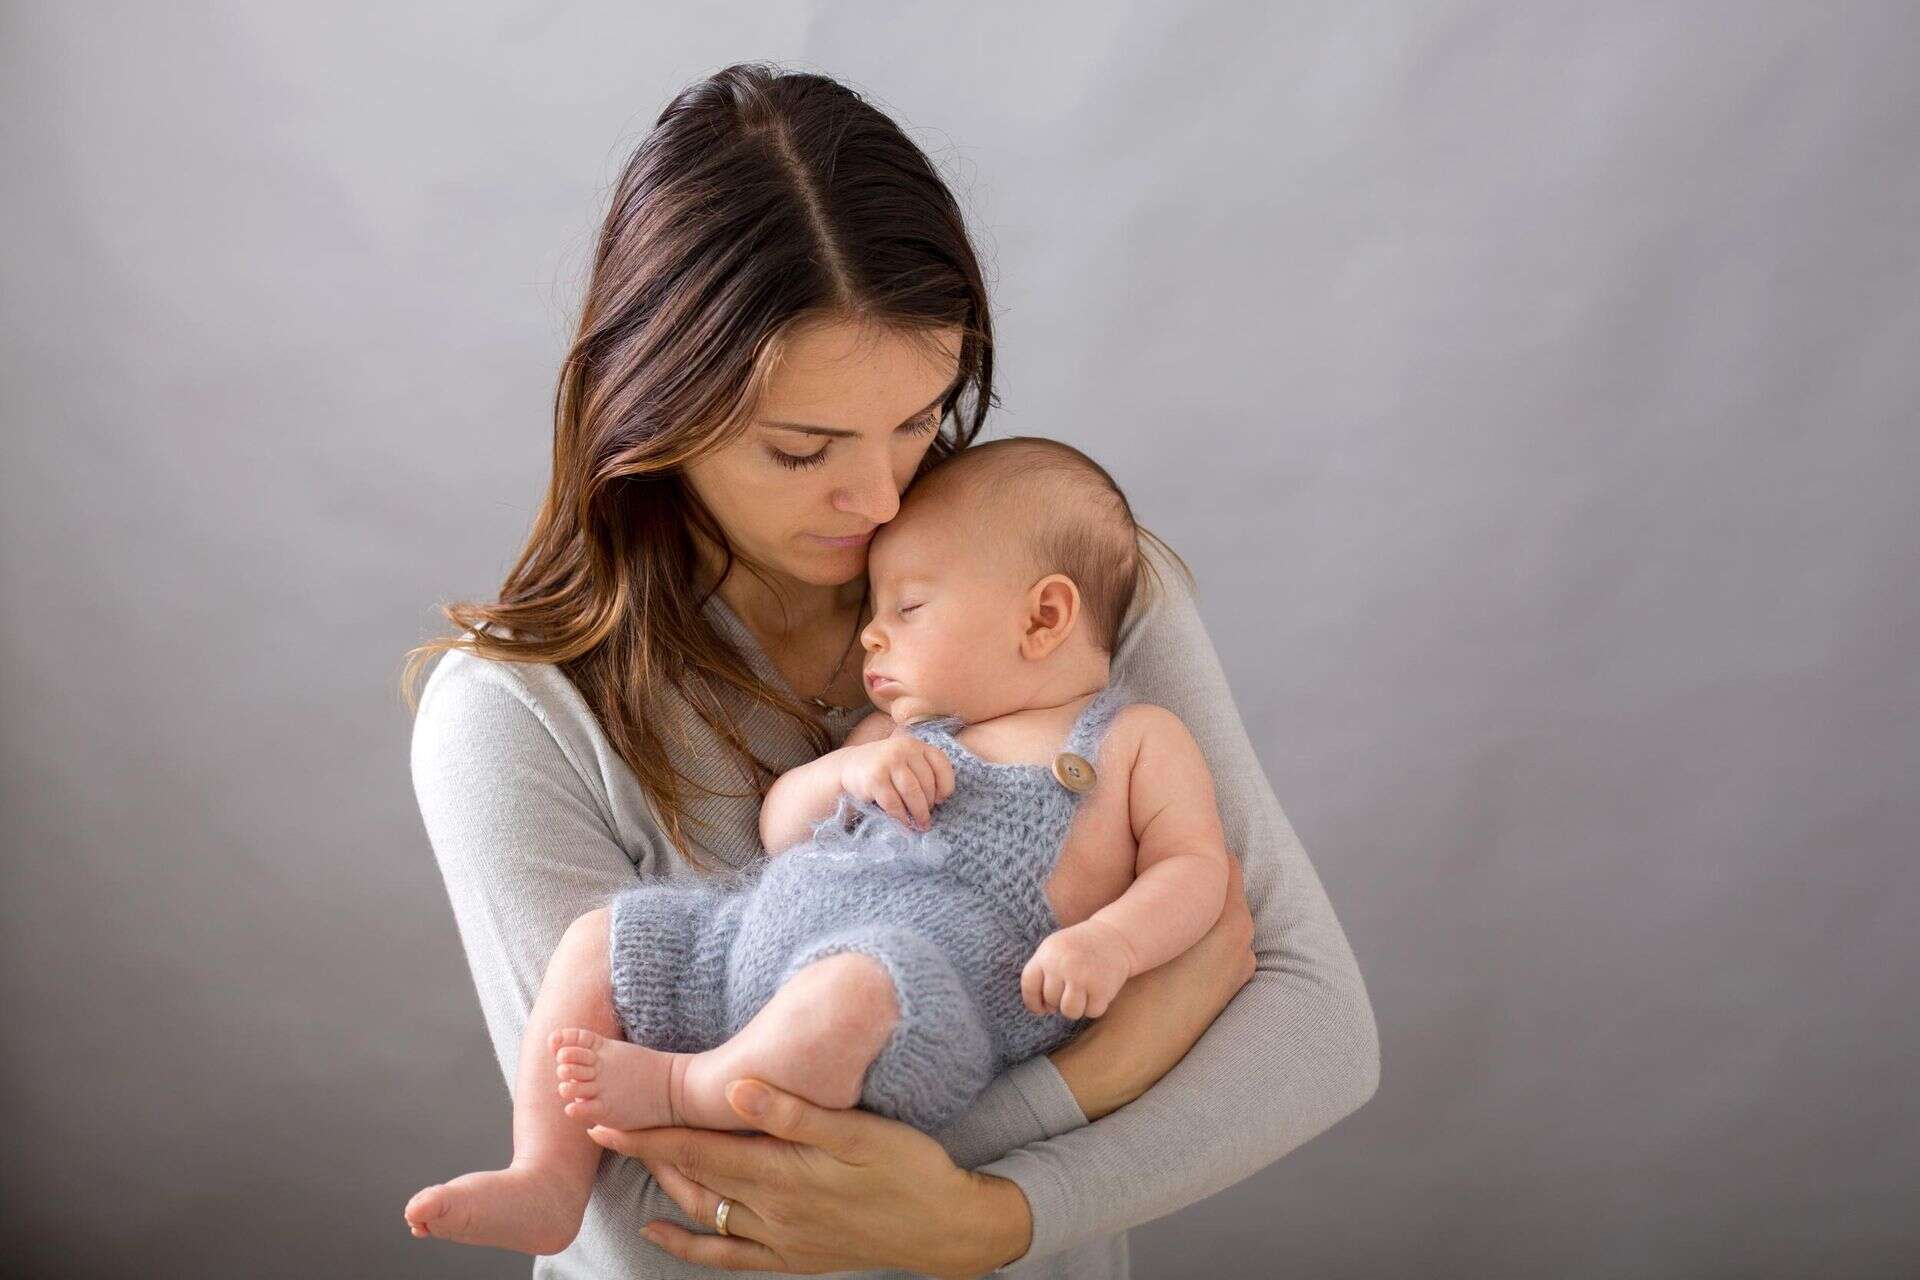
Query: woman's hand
1047,854,1255,1120
588,1079,1030,1277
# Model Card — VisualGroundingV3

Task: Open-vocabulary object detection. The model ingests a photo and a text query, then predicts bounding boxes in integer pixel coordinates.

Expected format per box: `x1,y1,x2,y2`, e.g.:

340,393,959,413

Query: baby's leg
404,907,621,1255
555,950,901,1132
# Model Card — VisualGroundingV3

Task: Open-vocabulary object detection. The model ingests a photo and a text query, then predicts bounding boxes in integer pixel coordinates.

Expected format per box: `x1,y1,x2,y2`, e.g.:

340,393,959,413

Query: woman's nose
834,453,902,525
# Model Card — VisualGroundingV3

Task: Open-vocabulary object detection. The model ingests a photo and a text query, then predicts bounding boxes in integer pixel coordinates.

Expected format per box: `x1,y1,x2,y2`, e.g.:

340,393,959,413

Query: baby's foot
403,1157,586,1256
551,1027,682,1131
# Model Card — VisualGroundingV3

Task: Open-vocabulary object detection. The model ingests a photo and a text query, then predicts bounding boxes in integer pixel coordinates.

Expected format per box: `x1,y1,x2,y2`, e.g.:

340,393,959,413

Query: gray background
3,3,1915,1277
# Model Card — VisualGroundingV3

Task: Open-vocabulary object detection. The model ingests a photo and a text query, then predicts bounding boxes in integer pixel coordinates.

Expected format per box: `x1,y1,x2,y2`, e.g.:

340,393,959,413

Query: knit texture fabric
607,684,1134,1132
413,550,1380,1280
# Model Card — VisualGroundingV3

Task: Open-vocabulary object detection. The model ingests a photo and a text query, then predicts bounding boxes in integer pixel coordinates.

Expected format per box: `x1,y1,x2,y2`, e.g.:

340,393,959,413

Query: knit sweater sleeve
966,544,1382,1267
407,650,699,1254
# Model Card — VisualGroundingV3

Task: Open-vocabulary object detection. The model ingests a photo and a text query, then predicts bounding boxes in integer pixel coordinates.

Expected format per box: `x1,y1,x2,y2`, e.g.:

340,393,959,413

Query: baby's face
858,509,1031,726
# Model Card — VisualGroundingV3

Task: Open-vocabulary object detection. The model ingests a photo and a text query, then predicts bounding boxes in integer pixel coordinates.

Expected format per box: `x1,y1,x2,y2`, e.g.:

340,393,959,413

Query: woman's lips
808,529,875,548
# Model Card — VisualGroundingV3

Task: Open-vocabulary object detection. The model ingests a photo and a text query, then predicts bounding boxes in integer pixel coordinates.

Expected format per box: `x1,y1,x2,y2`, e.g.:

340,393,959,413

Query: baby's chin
881,692,945,726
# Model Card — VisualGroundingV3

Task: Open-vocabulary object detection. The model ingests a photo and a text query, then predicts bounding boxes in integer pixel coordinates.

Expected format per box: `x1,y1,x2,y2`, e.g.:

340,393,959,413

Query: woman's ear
1020,574,1081,660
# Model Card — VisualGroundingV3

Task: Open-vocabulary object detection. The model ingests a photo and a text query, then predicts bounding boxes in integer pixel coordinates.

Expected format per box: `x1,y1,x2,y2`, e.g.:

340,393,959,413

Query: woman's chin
784,559,865,589
792,542,870,582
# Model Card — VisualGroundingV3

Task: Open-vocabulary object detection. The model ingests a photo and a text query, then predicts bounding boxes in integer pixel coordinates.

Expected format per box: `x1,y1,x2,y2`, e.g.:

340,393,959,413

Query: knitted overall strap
1061,683,1133,774
906,685,1132,772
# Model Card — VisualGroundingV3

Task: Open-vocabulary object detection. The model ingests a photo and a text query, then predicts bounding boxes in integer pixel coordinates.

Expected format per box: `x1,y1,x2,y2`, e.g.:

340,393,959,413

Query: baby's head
858,437,1150,726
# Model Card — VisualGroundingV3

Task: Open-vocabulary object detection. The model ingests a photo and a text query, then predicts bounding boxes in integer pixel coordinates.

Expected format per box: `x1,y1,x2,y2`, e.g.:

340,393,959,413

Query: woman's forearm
1049,856,1254,1120
948,1173,1035,1278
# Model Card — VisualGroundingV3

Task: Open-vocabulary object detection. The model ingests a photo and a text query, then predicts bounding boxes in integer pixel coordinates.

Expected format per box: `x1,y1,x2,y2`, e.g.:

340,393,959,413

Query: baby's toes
555,1044,598,1071
404,1184,449,1234
556,1057,598,1083
550,1027,605,1057
563,1093,610,1124
558,1075,600,1102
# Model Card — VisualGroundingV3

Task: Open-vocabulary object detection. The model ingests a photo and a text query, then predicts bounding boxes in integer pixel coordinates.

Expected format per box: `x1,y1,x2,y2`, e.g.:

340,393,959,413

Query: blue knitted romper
606,684,1134,1132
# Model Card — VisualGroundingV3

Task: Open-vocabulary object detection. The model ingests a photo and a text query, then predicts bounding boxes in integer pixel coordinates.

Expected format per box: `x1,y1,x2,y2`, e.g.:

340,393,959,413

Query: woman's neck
694,541,866,642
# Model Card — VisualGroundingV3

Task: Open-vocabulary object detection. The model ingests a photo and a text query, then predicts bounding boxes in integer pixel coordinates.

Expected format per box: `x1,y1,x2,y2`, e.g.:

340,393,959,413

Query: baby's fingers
1021,960,1046,1015
927,747,955,802
904,751,940,816
1041,968,1064,1013
867,773,910,828
891,764,931,830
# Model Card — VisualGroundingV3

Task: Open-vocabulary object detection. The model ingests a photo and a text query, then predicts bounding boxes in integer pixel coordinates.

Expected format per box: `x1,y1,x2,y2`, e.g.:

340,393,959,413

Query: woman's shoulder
412,640,611,778
419,642,573,725
1113,536,1206,662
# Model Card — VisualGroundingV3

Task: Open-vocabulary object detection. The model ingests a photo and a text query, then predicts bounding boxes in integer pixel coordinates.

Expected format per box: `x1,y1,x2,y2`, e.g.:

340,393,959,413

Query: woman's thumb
726,1078,868,1160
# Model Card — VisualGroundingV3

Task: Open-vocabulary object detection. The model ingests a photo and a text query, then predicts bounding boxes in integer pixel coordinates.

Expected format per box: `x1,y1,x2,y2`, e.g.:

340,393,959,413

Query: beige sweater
410,540,1379,1278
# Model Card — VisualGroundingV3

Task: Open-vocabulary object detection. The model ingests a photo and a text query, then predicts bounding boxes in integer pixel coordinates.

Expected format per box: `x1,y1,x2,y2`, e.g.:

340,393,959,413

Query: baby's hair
911,436,1194,653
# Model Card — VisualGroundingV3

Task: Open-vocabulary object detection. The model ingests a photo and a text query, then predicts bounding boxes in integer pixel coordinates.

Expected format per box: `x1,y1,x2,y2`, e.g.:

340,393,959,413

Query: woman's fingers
642,1156,753,1234
720,1078,882,1167
638,1157,792,1271
589,1079,892,1196
1211,855,1256,987
586,1125,767,1204
640,1219,786,1272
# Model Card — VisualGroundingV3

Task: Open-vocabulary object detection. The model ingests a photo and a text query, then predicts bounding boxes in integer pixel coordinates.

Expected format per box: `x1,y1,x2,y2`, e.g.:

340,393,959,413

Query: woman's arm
408,649,712,1260
961,543,1382,1266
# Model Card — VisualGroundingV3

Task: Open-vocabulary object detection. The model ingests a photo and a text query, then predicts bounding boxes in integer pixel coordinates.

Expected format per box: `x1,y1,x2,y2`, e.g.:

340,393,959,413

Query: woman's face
683,316,965,591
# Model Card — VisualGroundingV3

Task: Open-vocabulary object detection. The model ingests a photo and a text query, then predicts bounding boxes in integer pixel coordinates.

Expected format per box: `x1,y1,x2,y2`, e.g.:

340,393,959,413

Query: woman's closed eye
766,409,942,471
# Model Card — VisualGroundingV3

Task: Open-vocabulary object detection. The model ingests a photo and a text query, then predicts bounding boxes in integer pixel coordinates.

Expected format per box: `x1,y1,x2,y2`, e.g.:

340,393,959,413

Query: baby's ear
1021,573,1081,660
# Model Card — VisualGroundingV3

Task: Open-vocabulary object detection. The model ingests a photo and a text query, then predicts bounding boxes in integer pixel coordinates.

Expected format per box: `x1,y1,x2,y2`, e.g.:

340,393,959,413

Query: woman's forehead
759,320,962,422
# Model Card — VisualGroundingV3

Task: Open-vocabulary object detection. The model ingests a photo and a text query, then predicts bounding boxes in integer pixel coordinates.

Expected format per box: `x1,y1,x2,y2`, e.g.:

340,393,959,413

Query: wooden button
1051,751,1096,793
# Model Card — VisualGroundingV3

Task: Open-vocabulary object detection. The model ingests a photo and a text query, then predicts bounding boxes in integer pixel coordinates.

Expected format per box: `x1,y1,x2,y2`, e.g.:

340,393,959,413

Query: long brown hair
401,64,994,871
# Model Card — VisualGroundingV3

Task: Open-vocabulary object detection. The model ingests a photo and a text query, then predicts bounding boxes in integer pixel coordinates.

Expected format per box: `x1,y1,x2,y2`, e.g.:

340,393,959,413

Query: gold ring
714,1197,732,1236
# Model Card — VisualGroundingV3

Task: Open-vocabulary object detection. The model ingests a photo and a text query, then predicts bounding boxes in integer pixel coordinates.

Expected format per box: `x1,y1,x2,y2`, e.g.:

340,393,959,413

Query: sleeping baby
404,435,1232,1256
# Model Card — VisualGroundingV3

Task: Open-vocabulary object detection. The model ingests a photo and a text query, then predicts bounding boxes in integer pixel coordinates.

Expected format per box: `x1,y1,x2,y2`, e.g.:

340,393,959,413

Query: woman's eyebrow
760,388,950,438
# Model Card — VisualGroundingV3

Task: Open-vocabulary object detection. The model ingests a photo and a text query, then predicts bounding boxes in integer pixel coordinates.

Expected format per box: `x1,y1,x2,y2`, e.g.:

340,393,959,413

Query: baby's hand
1022,918,1135,1020
837,734,955,831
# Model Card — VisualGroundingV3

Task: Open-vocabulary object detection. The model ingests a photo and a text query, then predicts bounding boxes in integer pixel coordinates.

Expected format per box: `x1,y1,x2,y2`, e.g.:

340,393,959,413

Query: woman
404,63,1378,1279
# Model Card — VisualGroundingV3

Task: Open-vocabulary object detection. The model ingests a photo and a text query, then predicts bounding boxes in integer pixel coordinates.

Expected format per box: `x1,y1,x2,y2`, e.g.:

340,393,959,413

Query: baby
405,436,1232,1255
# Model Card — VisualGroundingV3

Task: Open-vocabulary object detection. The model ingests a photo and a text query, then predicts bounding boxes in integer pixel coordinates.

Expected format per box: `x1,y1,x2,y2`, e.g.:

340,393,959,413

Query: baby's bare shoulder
1098,701,1204,776
1108,701,1193,751
1110,702,1216,788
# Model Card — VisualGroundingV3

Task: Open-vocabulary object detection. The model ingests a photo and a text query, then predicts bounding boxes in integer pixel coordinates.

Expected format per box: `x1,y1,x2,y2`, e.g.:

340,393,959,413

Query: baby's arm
758,710,898,852
1023,705,1231,1020
1089,704,1232,973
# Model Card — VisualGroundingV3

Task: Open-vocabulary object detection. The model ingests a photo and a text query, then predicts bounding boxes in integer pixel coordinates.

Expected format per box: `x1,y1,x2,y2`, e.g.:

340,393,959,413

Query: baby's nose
860,619,885,652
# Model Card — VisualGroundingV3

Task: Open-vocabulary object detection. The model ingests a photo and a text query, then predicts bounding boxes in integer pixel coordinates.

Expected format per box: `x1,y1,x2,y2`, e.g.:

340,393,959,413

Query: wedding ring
714,1197,732,1236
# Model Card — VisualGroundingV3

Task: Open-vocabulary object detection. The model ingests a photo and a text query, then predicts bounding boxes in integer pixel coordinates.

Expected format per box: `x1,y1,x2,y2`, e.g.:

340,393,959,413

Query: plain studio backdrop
3,3,1915,1277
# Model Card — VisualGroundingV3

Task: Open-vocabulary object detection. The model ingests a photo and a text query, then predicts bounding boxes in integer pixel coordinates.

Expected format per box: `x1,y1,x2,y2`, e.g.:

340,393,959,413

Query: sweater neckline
702,591,872,721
